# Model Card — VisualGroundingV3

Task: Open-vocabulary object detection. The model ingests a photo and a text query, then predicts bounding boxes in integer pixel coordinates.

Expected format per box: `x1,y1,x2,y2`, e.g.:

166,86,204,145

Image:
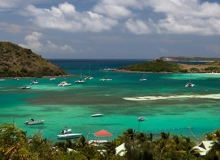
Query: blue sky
0,0,220,59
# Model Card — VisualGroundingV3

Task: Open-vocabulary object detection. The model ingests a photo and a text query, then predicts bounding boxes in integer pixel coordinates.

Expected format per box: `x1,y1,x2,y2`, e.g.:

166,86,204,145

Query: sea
0,59,220,142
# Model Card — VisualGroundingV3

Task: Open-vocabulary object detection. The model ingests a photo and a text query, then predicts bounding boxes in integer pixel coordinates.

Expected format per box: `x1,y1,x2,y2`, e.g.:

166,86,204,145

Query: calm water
0,59,220,142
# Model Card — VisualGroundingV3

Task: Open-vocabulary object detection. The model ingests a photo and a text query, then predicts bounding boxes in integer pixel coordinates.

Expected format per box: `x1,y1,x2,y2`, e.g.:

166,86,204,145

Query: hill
117,59,220,73
160,56,220,62
0,42,66,77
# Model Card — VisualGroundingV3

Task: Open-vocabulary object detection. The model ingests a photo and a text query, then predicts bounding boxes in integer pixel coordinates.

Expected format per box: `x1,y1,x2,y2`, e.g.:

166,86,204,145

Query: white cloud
4,0,220,36
22,3,118,33
93,4,133,19
125,19,151,35
143,0,220,35
20,32,75,54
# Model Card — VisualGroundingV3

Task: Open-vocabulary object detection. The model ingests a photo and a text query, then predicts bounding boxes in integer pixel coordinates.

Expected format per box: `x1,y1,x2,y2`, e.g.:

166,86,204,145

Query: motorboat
100,77,112,81
50,77,56,81
58,81,72,86
30,79,39,84
57,133,82,139
140,74,147,81
21,86,31,89
185,83,195,87
91,113,103,117
138,116,145,121
0,78,5,81
140,77,147,81
74,79,85,83
24,118,45,125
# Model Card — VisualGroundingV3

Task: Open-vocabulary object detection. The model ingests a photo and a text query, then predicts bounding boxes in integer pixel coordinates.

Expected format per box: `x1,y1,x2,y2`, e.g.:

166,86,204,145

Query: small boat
85,76,93,80
185,83,195,87
50,77,56,81
75,67,85,83
74,79,85,83
140,77,147,81
57,133,82,139
30,78,39,84
138,116,145,121
140,74,147,81
100,77,112,81
21,86,31,89
85,64,93,80
58,81,72,86
14,77,19,80
25,118,45,125
91,113,104,117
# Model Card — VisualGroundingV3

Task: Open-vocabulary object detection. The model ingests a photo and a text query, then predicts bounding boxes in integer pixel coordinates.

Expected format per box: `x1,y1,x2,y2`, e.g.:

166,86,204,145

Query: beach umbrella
94,129,113,137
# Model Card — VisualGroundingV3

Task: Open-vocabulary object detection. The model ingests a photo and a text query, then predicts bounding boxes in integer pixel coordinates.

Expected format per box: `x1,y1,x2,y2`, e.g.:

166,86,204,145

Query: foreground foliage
0,123,220,160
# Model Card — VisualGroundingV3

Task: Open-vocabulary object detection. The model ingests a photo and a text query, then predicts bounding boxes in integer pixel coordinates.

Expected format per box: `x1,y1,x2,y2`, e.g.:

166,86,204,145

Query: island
116,58,220,73
0,42,66,77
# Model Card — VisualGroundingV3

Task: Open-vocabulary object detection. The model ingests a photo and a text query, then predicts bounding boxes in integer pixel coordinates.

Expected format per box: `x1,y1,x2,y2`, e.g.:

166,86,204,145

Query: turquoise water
0,59,220,142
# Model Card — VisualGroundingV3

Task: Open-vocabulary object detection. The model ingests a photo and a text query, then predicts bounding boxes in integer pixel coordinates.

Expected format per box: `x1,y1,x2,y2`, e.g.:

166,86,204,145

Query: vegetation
1,123,220,160
160,56,220,62
0,42,66,77
118,59,220,73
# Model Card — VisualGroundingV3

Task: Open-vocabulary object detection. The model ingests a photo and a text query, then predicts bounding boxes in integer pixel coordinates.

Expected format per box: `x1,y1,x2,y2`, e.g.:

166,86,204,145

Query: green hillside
0,42,66,77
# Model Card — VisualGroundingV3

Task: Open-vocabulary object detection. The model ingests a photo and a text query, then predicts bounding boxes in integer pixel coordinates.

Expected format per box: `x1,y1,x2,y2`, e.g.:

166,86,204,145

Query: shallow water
0,59,220,142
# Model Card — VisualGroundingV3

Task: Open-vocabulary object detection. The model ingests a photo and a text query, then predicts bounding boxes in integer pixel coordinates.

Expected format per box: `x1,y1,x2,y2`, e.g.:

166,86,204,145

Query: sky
0,0,220,59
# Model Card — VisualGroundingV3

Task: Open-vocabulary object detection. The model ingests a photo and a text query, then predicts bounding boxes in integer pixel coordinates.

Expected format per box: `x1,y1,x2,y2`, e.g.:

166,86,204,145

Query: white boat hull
91,113,103,117
25,120,45,125
57,133,82,139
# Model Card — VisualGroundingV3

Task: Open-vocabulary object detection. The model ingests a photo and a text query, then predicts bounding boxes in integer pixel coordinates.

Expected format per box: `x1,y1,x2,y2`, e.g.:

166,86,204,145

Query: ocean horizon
0,59,219,142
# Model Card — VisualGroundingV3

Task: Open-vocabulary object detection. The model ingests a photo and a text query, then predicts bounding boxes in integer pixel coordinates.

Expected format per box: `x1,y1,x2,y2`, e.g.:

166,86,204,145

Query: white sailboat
100,66,112,81
185,74,195,87
85,64,93,80
75,67,85,83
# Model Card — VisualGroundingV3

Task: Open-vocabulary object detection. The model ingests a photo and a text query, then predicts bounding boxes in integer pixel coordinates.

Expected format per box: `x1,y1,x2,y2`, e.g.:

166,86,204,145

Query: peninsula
0,42,66,77
117,58,220,73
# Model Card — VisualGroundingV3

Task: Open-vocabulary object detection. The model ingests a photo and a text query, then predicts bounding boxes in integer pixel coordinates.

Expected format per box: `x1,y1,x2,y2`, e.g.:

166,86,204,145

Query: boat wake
123,93,220,101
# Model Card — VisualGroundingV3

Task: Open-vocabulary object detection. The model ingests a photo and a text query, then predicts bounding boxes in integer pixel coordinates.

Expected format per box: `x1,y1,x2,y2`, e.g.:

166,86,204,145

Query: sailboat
75,67,85,83
100,66,112,81
85,64,93,80
185,74,195,87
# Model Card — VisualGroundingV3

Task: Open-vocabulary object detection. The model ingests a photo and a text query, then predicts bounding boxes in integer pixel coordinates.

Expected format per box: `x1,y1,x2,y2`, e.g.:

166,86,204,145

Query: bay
0,59,219,142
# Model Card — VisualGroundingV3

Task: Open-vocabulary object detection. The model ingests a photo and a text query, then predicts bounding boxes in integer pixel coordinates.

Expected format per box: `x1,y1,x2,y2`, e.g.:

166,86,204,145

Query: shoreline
113,69,220,74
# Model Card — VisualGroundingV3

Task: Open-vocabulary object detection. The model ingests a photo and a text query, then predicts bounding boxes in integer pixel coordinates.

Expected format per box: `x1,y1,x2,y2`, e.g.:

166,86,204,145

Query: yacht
58,81,72,86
